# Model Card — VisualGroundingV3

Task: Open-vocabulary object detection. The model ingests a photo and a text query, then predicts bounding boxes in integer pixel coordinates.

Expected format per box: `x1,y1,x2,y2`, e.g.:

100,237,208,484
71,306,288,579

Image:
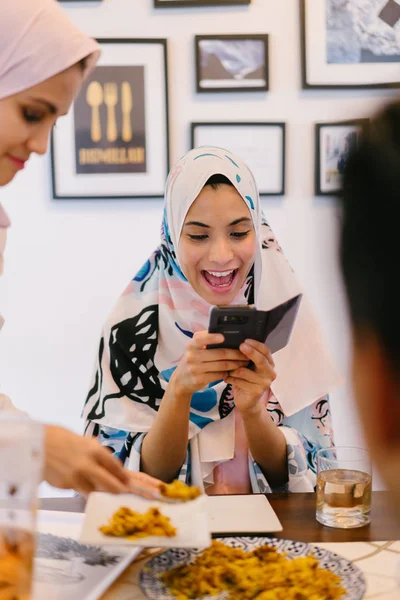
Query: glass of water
0,414,43,599
316,446,372,529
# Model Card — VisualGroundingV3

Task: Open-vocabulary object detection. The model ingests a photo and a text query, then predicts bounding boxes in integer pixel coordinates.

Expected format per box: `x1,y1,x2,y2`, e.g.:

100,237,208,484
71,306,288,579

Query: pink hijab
0,0,100,101
0,0,99,269
0,0,100,217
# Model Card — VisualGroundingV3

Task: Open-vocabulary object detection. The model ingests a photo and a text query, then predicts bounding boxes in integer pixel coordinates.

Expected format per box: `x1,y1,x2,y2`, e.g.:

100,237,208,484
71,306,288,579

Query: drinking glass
316,446,372,529
0,414,43,599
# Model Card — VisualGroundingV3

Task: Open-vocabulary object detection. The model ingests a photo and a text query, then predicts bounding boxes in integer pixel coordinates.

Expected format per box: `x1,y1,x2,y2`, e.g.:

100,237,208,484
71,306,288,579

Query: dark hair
340,101,400,363
77,57,88,72
205,174,234,190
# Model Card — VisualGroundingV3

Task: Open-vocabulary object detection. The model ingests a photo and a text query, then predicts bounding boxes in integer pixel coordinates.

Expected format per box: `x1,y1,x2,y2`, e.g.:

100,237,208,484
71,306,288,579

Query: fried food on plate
161,540,345,599
99,506,176,539
159,479,201,502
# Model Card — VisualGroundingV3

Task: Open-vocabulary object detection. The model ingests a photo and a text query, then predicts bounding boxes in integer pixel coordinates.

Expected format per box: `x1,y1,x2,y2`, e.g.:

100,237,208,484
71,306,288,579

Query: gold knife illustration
121,81,133,143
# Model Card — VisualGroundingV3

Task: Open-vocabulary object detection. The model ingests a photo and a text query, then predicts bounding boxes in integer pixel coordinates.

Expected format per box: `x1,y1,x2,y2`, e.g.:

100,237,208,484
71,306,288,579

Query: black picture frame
315,119,368,196
195,34,269,93
155,0,250,5
191,122,286,196
51,38,170,200
301,0,400,90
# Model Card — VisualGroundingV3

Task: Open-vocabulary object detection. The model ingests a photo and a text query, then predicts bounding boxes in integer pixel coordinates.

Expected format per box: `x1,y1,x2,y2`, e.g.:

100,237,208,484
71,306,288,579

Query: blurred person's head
340,100,400,507
0,0,99,272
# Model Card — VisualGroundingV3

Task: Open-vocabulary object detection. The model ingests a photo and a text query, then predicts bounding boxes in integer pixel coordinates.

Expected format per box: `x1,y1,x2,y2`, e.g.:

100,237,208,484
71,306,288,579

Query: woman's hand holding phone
224,339,276,417
171,330,249,397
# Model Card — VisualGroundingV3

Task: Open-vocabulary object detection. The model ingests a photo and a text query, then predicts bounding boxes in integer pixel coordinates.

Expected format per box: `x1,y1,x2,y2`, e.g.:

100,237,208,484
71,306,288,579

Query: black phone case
208,306,268,349
207,295,302,351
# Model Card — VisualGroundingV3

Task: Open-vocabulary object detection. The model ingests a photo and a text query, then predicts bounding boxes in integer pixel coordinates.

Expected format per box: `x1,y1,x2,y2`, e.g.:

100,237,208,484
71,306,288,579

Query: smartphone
207,294,302,354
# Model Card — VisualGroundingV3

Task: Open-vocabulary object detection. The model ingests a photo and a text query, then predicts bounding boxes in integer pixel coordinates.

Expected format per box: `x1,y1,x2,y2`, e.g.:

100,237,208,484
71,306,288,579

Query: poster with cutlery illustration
51,39,168,199
74,66,146,174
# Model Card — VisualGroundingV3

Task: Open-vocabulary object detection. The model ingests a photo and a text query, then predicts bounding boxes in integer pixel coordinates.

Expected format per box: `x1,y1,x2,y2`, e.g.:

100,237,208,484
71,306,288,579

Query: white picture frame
191,122,286,196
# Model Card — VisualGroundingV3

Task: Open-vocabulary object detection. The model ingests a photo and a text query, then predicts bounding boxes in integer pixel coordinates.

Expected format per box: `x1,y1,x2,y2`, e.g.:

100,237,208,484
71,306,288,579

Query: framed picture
155,0,250,5
301,0,400,89
195,34,269,93
315,120,367,195
51,38,169,199
191,122,286,196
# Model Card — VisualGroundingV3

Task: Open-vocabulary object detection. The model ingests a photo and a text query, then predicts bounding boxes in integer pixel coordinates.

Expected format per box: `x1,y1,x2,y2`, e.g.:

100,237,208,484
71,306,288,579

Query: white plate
206,494,282,534
80,492,211,548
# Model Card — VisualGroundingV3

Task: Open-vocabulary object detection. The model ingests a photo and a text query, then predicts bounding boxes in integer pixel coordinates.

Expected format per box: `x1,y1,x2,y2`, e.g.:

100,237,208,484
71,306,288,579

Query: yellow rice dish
161,540,345,600
159,480,202,502
99,506,176,539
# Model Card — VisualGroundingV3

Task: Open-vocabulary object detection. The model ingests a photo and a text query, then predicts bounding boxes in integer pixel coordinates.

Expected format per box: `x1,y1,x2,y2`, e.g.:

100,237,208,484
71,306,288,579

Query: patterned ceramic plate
139,536,367,600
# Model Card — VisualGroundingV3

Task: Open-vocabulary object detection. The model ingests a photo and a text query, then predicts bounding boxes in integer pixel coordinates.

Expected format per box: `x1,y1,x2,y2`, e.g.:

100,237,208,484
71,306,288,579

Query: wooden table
41,491,400,543
40,492,400,599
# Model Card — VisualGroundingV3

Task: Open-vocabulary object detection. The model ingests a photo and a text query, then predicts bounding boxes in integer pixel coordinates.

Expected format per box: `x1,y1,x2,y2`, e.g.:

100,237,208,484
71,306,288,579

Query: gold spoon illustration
86,81,103,143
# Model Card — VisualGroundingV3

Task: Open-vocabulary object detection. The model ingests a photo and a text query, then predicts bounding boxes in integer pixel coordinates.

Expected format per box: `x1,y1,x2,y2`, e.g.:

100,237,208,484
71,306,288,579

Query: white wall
0,0,397,481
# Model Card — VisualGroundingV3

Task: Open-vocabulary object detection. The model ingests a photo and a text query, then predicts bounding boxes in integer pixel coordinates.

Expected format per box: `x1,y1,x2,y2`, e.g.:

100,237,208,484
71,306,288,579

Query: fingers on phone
242,339,275,366
228,367,259,383
203,360,248,372
227,366,275,391
192,331,224,348
202,348,248,362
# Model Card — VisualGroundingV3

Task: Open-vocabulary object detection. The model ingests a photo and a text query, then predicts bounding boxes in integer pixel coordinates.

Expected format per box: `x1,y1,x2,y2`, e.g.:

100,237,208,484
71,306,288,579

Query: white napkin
190,412,235,488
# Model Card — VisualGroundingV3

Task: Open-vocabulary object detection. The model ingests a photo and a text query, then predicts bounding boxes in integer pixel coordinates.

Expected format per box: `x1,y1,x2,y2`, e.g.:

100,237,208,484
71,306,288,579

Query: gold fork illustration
121,81,133,143
104,82,118,143
86,81,103,143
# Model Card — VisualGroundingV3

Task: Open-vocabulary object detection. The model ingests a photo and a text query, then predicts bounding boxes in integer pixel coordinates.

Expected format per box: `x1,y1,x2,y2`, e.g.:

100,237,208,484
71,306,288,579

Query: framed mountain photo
195,34,269,93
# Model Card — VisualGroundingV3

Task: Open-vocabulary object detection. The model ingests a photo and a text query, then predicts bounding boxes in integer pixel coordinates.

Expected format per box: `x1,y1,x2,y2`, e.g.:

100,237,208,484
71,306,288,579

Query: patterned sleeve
84,420,191,484
250,393,334,494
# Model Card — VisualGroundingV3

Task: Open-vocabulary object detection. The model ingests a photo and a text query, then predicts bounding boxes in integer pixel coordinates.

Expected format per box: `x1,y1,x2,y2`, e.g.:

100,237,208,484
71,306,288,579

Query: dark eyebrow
229,217,252,226
184,221,210,228
27,97,57,115
184,217,252,229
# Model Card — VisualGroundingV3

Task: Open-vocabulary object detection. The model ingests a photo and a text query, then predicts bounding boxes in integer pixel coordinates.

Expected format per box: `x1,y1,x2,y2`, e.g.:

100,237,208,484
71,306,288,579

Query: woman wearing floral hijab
84,147,339,493
0,0,159,497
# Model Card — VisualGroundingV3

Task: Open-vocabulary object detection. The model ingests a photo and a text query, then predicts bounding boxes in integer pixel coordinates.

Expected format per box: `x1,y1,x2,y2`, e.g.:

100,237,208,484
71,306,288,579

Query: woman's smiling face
0,64,84,187
178,182,257,306
0,64,84,275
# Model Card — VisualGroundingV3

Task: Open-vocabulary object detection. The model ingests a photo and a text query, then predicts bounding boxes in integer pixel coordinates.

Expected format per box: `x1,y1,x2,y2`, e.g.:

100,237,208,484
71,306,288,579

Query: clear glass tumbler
316,446,372,529
0,414,43,599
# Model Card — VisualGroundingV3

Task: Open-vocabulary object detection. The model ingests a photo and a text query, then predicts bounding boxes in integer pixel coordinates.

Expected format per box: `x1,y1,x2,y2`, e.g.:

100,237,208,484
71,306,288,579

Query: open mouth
201,269,238,291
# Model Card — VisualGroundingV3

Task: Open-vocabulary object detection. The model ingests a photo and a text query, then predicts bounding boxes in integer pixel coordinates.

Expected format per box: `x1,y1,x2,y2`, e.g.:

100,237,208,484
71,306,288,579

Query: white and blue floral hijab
83,147,339,483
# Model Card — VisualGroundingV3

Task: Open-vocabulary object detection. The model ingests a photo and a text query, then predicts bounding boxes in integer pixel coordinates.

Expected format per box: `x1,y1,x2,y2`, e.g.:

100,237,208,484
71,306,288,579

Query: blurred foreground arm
44,425,161,496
